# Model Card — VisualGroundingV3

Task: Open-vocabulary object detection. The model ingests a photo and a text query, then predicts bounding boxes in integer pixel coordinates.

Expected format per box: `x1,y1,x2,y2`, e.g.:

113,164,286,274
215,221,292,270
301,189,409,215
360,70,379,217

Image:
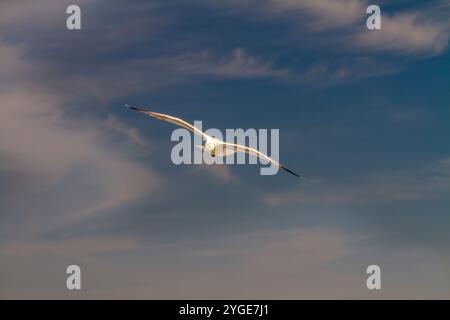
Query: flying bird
125,104,301,178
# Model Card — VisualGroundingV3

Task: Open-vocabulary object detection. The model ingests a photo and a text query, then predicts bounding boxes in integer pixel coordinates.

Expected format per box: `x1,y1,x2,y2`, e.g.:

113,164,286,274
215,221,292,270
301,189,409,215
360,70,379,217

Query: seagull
125,104,302,178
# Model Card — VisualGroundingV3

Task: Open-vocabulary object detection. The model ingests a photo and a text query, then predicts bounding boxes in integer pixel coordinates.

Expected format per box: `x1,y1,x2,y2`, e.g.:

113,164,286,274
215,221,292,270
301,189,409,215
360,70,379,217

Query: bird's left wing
222,142,301,178
125,104,207,138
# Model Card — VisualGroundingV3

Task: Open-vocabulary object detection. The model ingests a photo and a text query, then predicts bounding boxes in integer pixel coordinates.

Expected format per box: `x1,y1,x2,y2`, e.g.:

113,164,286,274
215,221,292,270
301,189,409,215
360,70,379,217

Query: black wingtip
124,104,146,112
281,165,306,179
283,167,300,178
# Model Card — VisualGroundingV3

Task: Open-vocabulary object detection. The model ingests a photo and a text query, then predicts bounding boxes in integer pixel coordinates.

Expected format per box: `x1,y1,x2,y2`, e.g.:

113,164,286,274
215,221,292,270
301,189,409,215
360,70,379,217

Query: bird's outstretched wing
125,104,207,138
222,142,302,178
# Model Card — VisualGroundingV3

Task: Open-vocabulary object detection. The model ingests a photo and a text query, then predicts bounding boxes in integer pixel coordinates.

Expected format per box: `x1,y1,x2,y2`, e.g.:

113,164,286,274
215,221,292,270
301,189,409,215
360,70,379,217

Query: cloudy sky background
1,0,450,298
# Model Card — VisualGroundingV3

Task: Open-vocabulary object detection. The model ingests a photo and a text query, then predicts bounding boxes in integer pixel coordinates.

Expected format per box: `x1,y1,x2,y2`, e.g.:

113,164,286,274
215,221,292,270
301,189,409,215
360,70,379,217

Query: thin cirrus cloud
30,47,288,105
219,0,450,56
296,57,401,85
145,47,289,80
138,47,395,85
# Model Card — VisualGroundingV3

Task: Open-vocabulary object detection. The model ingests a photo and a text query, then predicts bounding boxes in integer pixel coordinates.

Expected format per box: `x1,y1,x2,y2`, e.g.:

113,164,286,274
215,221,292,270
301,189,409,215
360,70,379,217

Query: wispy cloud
266,0,364,29
26,47,288,105
353,11,449,55
0,236,138,257
219,0,450,56
148,47,289,79
297,57,401,85
0,38,162,239
105,114,148,148
262,157,450,207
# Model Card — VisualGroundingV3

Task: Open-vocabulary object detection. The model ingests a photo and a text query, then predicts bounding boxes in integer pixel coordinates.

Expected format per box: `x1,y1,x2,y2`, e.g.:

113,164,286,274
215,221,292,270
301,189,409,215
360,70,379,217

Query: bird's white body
201,137,223,157
200,136,237,157
204,137,219,155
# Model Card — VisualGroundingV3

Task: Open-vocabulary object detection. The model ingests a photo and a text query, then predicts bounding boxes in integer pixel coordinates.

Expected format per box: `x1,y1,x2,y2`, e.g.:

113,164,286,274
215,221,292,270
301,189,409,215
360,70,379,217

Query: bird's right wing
222,142,301,178
125,104,207,138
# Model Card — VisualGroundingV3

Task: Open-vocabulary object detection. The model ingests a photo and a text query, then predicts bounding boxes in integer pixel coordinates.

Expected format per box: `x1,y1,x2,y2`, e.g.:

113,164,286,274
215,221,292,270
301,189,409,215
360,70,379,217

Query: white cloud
219,0,450,56
0,38,162,238
354,12,449,55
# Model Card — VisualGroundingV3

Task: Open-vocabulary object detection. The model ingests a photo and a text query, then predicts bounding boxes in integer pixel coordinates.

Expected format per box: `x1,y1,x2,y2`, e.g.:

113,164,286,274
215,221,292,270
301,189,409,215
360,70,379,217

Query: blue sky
1,0,450,298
